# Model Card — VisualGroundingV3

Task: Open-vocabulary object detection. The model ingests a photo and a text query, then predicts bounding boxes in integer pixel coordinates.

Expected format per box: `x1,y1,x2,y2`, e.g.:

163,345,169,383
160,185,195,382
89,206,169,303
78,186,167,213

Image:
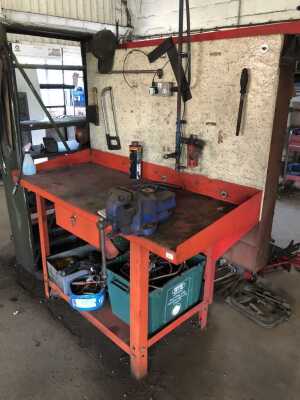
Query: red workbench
19,149,262,379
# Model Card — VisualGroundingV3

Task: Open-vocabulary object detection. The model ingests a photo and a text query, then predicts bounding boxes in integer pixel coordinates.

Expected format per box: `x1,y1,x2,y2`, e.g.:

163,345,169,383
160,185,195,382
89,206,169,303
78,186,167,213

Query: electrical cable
149,264,183,282
123,49,170,89
122,48,148,88
151,58,170,86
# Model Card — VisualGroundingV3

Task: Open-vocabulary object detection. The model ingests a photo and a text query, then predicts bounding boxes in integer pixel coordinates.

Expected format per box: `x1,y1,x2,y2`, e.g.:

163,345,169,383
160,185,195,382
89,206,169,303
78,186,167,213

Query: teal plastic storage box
107,255,206,335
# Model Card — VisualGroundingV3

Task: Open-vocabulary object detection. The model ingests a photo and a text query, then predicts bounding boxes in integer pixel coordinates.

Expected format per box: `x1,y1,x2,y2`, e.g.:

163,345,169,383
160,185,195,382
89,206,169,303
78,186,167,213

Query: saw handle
240,68,249,95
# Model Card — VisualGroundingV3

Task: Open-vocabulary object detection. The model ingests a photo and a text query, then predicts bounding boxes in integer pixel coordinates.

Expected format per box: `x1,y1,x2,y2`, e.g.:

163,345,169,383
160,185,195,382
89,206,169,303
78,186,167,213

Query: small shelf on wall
20,116,87,131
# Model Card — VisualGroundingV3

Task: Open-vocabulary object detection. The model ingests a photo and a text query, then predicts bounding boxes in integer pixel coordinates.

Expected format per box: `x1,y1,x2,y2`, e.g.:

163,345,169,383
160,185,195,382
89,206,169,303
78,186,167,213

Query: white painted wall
128,0,300,36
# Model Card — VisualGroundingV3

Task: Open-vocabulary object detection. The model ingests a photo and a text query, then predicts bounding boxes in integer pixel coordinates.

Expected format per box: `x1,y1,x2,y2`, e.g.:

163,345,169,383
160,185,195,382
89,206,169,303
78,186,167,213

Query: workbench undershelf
49,280,205,353
49,281,131,353
19,149,262,379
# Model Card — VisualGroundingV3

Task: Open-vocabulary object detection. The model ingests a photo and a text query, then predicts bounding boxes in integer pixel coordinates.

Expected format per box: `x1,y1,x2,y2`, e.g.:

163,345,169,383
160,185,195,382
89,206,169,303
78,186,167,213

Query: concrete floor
0,186,299,400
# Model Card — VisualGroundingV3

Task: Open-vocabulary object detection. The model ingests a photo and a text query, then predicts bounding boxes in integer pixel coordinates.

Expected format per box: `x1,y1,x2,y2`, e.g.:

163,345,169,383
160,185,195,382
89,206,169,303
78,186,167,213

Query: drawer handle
70,214,77,226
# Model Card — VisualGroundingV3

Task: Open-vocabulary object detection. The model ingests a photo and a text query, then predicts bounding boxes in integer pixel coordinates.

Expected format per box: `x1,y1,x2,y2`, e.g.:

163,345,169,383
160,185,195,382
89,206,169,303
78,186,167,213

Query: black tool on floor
100,86,121,150
236,68,249,136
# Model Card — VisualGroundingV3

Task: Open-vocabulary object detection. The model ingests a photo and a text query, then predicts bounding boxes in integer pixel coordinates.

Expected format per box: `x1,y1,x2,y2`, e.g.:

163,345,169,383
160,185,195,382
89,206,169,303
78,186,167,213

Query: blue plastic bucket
69,289,106,312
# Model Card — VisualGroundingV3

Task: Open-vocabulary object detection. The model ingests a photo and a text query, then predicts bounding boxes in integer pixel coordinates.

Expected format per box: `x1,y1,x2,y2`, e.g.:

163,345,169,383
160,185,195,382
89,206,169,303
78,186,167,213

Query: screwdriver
236,68,249,136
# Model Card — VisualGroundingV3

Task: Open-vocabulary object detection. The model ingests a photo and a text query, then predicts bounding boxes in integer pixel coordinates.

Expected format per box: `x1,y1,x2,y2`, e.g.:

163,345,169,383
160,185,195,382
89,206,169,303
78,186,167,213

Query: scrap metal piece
226,281,292,328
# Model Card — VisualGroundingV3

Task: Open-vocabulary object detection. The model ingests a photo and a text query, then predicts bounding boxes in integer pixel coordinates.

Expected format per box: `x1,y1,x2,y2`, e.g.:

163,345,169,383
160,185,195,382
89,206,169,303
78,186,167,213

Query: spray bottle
22,143,36,176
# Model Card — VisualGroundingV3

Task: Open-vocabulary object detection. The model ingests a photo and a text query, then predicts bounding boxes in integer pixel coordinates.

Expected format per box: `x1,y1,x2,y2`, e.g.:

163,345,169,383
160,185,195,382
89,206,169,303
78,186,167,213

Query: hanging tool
236,68,249,137
147,0,192,171
100,86,121,150
181,135,205,168
86,87,100,125
90,30,118,74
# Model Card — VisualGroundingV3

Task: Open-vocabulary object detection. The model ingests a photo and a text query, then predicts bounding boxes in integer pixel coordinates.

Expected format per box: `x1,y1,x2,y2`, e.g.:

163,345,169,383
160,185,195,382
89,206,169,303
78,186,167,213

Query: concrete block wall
88,34,283,190
128,0,300,36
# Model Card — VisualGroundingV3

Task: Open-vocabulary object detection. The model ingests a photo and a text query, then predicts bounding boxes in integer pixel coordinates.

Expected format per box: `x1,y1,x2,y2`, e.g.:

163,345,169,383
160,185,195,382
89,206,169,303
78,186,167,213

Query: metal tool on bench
106,184,176,236
129,141,143,179
236,68,249,136
100,86,121,150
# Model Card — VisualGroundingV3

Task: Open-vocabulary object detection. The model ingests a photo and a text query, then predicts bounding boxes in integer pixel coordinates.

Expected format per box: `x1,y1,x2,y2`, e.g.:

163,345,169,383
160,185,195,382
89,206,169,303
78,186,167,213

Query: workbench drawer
55,204,99,248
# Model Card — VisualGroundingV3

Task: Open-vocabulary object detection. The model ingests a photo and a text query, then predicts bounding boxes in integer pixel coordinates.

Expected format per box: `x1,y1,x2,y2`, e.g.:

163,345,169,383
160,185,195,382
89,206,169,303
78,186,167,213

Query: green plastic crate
107,255,206,335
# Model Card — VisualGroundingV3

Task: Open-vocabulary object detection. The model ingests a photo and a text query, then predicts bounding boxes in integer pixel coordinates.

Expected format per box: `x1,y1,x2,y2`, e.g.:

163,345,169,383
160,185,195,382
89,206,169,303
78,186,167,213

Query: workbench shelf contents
18,149,262,379
107,253,206,335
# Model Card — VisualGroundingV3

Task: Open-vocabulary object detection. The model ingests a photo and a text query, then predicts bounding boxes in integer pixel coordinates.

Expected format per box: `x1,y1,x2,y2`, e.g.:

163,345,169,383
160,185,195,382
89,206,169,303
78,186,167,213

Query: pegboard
87,34,283,190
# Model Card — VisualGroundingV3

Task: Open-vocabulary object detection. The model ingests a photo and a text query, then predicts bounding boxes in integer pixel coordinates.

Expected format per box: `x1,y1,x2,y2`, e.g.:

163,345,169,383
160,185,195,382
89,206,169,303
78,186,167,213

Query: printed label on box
164,277,191,323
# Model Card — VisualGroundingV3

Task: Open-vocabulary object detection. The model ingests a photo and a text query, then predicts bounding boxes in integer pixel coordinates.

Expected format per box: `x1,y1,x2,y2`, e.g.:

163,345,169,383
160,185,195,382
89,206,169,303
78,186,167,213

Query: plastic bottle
22,144,36,176
57,139,80,153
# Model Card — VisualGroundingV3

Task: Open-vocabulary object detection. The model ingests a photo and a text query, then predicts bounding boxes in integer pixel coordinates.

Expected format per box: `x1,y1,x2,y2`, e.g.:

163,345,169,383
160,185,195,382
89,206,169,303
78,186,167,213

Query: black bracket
147,37,192,102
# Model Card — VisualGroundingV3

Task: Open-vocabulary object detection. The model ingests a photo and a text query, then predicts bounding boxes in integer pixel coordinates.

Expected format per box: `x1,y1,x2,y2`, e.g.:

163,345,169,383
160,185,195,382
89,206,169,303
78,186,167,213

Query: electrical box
149,82,174,97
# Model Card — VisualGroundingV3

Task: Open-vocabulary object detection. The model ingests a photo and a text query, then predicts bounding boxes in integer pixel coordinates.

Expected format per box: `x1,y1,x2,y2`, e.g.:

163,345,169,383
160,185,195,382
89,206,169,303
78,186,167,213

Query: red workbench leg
200,250,217,330
130,242,149,379
36,194,50,299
